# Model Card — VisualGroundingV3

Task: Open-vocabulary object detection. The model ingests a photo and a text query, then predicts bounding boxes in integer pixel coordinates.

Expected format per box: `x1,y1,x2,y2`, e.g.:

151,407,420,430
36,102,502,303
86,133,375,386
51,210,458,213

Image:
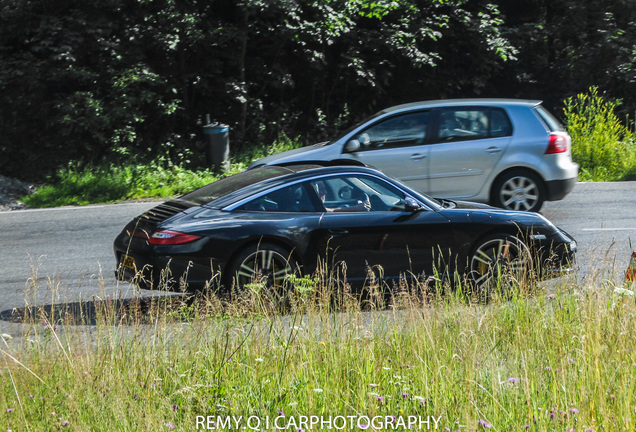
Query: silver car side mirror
344,139,361,153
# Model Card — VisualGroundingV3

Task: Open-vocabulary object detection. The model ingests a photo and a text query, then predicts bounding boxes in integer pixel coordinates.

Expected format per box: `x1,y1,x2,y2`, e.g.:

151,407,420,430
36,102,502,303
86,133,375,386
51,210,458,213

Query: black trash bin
203,121,230,173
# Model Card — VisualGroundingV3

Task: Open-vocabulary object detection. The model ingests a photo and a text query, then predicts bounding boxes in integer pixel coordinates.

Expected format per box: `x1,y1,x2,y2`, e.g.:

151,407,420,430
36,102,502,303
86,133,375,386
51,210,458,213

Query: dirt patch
0,175,35,211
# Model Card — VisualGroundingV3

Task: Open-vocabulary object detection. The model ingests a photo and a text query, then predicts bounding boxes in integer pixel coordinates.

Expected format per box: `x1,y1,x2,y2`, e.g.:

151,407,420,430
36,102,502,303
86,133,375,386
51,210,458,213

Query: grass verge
21,137,301,208
1,271,634,431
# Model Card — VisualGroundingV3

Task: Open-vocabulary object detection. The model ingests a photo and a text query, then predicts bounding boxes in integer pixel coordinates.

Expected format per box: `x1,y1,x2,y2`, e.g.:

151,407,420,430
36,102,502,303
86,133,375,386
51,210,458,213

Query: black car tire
492,169,545,212
468,233,533,301
227,242,299,292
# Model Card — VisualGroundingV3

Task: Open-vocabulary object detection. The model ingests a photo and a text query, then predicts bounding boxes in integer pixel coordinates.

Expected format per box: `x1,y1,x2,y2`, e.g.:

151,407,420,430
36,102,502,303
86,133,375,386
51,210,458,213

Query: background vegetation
1,0,635,185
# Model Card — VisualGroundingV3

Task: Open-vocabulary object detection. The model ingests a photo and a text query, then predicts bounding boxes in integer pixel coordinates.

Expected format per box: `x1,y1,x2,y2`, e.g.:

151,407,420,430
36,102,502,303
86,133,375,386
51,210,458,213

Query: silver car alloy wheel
499,175,540,211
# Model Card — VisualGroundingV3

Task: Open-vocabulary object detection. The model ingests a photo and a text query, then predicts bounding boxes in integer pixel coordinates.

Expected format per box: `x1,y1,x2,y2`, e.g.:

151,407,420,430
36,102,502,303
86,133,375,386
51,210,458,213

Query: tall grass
564,87,636,181
1,268,635,431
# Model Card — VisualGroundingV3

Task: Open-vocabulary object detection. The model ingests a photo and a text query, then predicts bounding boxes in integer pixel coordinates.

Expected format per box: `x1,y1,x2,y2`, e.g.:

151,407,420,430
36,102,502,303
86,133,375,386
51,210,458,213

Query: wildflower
173,404,179,411
359,423,369,429
507,377,521,383
134,393,139,400
7,408,14,413
401,392,410,399
313,388,323,393
478,419,493,428
522,425,530,429
277,411,284,416
368,383,380,388
567,358,575,363
165,423,176,429
547,294,555,299
61,420,70,427
614,287,635,296
319,341,326,347
569,408,579,414
545,366,552,371
255,358,264,363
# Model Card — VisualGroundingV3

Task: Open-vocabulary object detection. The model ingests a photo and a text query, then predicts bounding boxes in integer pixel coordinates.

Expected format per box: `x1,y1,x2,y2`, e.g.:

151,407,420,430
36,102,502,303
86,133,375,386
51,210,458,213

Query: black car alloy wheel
469,234,533,299
228,242,298,291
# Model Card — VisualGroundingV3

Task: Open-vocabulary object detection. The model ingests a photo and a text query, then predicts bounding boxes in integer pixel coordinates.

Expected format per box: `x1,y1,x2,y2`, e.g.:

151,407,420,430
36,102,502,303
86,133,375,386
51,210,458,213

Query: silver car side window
354,111,429,151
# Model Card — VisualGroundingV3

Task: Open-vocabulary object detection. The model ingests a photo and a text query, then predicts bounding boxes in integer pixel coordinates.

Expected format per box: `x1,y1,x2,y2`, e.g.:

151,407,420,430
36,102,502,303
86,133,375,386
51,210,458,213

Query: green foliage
0,0,515,180
564,87,636,181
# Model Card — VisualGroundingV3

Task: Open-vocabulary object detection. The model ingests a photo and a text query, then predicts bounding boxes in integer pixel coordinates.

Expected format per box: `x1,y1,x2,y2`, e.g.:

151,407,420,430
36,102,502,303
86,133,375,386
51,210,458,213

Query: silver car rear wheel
493,170,545,212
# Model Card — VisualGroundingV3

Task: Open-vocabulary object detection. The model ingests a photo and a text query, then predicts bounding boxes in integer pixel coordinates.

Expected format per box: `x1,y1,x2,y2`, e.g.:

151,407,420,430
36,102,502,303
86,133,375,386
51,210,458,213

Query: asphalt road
0,182,634,320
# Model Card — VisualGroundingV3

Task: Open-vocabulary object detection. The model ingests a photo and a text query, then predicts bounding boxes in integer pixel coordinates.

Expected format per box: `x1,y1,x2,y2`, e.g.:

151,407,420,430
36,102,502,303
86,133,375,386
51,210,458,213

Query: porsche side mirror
404,197,424,212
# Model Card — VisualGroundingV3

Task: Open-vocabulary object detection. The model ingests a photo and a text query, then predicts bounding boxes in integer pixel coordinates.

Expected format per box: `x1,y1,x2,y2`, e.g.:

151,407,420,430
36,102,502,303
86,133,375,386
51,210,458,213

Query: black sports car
114,165,576,293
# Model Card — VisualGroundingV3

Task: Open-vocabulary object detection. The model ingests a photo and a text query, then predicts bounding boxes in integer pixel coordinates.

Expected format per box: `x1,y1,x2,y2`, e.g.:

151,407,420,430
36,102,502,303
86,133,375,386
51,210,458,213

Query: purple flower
401,392,410,398
478,419,493,428
522,425,530,429
545,366,552,371
359,424,369,430
277,410,284,416
7,408,14,413
507,377,521,383
569,408,579,414
173,404,178,411
567,358,575,363
547,294,555,299
165,423,176,430
61,420,70,427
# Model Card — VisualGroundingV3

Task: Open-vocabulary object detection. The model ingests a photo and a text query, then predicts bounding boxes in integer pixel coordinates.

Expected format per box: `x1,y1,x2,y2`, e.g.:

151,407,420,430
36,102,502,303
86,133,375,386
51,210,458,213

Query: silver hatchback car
251,99,578,212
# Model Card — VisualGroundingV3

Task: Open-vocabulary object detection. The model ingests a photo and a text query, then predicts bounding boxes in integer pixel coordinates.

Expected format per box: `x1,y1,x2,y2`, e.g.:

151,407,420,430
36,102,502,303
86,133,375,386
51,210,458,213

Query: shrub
564,87,636,181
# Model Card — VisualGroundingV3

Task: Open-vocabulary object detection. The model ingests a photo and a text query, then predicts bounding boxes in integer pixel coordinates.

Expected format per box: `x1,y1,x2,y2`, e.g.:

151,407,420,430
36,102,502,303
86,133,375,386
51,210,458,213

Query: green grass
1,270,635,431
22,136,302,208
564,87,636,182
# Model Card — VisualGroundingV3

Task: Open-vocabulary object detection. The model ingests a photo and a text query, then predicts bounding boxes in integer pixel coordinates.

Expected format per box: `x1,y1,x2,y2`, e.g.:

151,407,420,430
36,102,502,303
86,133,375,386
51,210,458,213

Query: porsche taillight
148,230,201,245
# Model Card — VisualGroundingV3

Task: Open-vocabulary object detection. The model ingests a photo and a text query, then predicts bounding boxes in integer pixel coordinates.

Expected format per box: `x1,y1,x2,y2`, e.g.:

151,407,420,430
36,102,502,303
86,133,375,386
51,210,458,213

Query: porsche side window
310,175,408,212
238,184,319,212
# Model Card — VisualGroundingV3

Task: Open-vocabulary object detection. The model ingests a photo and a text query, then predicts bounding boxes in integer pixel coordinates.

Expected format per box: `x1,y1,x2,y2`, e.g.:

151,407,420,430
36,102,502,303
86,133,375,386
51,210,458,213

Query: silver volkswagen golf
251,99,578,212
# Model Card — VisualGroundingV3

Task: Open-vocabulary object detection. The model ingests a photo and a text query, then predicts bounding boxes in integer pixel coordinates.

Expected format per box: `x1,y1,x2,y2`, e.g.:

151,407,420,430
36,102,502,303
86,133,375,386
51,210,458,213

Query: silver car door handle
487,146,502,153
410,153,427,160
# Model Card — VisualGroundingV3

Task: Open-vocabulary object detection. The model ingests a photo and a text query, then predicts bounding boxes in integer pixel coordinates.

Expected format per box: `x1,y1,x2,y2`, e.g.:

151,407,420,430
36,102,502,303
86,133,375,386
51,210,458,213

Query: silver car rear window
533,105,565,132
